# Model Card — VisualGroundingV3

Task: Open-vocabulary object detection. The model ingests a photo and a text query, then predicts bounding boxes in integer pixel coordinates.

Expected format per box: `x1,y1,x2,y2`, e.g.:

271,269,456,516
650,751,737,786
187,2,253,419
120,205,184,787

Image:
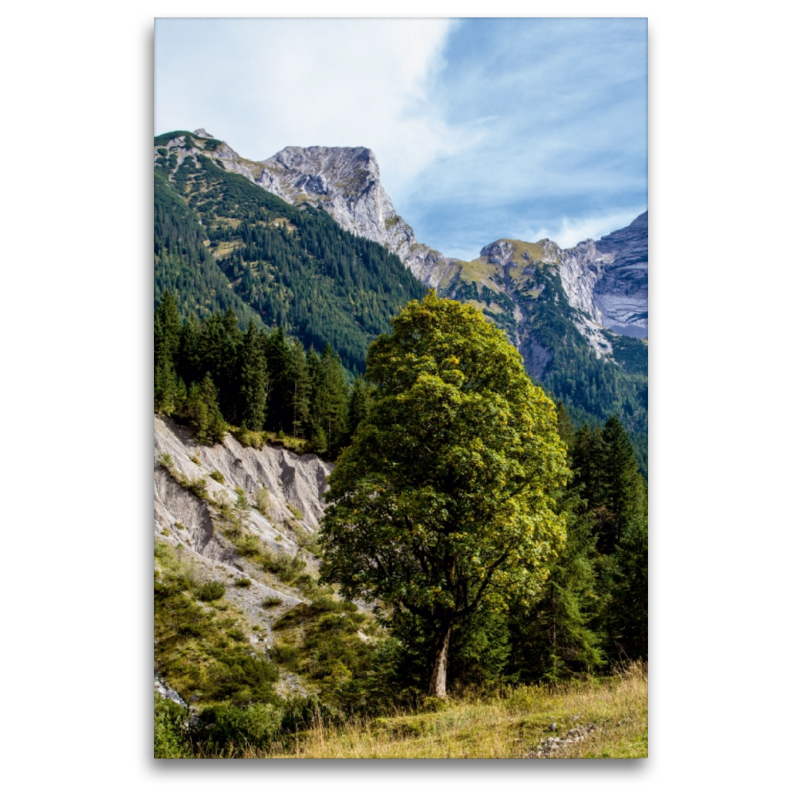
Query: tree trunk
428,620,453,698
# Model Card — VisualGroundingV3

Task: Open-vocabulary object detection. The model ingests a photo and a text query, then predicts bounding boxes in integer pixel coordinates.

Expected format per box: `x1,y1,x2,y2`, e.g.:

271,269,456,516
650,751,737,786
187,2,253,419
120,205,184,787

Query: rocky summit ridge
157,130,647,359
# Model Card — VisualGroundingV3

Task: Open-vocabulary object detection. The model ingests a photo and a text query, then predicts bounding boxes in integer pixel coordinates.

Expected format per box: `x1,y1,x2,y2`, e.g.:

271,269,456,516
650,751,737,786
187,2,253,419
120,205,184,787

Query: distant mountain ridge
154,129,648,468
179,129,647,343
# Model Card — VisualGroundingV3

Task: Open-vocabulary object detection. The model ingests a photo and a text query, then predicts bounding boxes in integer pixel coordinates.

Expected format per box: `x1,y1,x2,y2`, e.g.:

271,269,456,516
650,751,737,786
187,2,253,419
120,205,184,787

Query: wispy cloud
155,19,478,195
155,18,647,258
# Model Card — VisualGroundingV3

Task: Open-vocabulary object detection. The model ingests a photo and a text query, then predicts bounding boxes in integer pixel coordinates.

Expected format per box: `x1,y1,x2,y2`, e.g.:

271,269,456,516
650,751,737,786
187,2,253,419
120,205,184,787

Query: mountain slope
154,132,426,372
155,130,647,468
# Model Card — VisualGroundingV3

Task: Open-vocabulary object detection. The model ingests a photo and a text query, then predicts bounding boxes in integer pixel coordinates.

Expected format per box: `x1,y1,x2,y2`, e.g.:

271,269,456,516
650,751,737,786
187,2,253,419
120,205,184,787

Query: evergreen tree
289,340,311,439
599,415,644,553
316,343,349,458
154,314,180,415
184,375,227,445
605,516,648,662
265,326,294,434
507,496,604,682
238,320,268,431
345,376,370,446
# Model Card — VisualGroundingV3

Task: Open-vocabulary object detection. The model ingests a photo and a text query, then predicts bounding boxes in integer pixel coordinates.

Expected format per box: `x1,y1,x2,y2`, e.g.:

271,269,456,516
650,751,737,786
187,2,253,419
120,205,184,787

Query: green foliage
233,487,250,534
154,694,192,759
196,703,283,750
154,146,426,373
272,595,381,708
234,576,252,588
154,544,279,707
195,580,226,602
320,292,570,696
255,486,271,516
209,470,224,484
261,550,307,584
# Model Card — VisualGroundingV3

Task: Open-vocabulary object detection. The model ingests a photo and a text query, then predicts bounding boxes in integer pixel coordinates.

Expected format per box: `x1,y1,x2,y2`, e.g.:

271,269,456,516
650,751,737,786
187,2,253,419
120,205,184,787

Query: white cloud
516,210,646,250
155,19,478,197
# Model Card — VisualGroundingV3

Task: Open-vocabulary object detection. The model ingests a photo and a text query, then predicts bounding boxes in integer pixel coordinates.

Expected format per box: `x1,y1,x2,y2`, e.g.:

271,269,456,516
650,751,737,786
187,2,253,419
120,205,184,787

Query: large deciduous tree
319,292,570,697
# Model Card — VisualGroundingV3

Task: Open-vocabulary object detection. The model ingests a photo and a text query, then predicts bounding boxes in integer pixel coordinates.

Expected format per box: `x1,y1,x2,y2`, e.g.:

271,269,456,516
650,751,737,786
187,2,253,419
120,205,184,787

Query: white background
1,1,797,797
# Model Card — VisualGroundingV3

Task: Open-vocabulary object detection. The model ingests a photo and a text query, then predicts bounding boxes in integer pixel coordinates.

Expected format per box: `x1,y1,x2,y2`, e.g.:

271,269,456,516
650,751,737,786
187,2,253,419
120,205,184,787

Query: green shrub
159,453,174,468
234,576,252,588
262,596,282,608
197,703,282,749
210,470,225,484
288,504,303,520
236,535,261,558
255,486,271,516
262,551,306,583
154,694,192,758
195,581,226,602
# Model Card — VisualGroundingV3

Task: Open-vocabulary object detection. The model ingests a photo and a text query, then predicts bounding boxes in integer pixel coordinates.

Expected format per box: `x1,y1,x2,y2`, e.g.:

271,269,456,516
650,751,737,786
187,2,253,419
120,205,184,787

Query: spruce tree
507,496,604,682
289,340,311,439
238,320,268,431
265,326,294,434
599,415,644,553
317,344,349,458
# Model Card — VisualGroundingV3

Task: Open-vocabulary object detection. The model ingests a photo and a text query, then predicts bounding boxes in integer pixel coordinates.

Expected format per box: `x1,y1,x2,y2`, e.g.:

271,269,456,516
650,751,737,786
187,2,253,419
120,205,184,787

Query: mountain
154,131,426,373
154,129,647,468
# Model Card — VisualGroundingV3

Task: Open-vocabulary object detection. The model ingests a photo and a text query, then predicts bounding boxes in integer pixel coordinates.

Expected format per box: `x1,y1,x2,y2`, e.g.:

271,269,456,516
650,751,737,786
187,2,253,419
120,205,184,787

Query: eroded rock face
559,213,649,338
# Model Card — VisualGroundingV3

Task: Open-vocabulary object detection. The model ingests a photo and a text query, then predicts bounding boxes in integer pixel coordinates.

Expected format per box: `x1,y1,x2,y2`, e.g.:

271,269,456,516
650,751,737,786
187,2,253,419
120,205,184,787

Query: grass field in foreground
220,663,647,759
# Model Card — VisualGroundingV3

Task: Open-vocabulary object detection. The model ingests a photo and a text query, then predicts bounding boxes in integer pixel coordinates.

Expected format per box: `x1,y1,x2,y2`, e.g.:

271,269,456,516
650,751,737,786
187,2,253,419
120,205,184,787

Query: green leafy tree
319,292,570,697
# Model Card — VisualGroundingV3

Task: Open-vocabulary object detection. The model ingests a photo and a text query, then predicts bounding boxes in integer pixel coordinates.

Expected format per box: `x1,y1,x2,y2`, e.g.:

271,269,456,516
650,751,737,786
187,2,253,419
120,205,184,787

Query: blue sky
155,18,647,259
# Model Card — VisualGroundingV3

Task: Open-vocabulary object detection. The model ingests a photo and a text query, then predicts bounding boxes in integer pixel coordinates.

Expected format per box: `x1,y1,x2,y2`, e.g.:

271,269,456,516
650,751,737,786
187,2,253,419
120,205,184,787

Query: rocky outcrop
557,213,648,338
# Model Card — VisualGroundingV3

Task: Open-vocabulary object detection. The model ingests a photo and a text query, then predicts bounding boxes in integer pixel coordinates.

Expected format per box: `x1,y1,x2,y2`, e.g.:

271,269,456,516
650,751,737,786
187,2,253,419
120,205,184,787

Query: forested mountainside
154,130,647,471
154,131,426,374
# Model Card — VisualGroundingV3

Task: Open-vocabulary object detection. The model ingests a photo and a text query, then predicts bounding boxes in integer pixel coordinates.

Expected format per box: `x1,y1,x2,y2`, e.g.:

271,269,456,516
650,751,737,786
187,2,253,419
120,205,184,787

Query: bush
288,504,303,520
255,487,271,517
262,551,306,583
196,703,282,750
195,581,226,602
262,596,282,608
159,453,174,468
236,535,261,558
154,694,192,758
210,470,225,484
234,576,252,588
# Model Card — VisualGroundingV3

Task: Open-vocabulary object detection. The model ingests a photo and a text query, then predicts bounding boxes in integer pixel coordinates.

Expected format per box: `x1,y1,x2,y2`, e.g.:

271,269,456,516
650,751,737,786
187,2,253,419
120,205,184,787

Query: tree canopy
319,292,570,697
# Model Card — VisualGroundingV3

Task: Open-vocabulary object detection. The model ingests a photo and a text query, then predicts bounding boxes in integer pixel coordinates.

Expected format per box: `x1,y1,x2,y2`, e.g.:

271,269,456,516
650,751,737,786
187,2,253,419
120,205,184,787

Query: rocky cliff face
160,130,647,354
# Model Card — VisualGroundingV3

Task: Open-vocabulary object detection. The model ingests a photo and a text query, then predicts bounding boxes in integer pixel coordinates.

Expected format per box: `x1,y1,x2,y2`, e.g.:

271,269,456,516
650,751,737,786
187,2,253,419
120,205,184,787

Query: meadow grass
219,663,647,759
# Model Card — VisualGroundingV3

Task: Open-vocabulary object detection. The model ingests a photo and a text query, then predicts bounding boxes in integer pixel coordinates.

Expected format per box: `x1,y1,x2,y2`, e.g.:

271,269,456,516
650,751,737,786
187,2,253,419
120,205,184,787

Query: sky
155,18,647,259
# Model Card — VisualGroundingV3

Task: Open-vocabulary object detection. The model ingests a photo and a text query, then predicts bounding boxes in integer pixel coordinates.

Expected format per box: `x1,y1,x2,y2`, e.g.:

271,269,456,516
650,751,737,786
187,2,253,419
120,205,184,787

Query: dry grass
230,663,647,760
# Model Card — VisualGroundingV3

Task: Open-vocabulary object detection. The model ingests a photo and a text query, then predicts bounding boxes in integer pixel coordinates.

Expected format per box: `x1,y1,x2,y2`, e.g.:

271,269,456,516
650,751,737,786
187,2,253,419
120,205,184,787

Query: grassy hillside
174,664,647,759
